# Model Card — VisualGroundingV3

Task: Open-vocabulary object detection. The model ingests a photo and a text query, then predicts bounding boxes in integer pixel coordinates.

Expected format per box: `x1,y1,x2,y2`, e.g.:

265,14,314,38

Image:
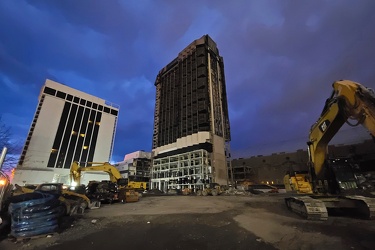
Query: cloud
1,0,375,163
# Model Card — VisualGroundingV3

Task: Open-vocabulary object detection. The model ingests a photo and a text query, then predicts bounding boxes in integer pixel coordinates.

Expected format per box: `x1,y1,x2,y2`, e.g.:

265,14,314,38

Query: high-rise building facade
13,79,119,185
151,35,231,192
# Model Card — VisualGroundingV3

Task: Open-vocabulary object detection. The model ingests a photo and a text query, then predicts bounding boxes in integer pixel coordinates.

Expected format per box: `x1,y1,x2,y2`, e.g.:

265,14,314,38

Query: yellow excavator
285,80,375,220
70,162,139,203
283,171,313,194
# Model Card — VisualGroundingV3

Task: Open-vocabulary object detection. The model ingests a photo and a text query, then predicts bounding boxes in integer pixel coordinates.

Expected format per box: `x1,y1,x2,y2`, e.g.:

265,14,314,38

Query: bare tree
0,116,22,174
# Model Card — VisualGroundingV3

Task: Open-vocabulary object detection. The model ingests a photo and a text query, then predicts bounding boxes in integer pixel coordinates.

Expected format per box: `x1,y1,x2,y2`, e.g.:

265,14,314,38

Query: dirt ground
1,193,374,250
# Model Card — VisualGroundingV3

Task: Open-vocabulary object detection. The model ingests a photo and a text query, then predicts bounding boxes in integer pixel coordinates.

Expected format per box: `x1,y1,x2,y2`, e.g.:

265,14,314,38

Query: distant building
13,79,119,185
231,150,308,185
114,150,151,182
151,35,231,192
231,139,375,185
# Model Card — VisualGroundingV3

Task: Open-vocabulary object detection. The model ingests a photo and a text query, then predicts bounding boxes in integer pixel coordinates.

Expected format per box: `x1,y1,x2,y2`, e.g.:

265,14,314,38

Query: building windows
44,87,56,95
46,102,106,168
43,87,117,169
16,78,121,187
41,88,117,115
56,91,66,99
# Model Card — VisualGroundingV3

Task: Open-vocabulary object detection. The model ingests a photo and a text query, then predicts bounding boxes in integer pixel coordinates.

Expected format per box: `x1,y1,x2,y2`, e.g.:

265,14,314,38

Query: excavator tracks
343,195,375,220
285,196,328,221
285,195,375,220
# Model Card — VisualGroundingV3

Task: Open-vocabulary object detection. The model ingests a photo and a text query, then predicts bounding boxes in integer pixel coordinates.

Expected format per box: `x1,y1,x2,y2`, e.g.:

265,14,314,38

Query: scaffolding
151,149,212,192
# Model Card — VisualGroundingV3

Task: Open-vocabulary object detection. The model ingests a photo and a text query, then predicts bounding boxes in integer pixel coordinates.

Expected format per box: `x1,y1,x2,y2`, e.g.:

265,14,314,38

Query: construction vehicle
13,183,100,215
283,171,313,194
285,80,375,220
70,162,139,203
89,180,119,203
127,181,148,192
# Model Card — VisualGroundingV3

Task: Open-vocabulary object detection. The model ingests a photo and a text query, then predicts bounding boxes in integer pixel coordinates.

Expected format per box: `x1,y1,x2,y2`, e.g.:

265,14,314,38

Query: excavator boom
70,161,123,185
70,161,139,203
308,80,375,179
286,80,375,220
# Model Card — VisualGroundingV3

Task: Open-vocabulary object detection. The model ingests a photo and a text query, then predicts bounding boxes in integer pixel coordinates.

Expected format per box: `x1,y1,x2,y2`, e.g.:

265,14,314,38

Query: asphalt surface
1,194,375,250
43,213,276,250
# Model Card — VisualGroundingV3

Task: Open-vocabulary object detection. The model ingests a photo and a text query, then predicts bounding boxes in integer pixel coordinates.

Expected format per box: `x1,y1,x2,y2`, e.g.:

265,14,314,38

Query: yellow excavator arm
308,80,375,179
286,80,375,221
70,161,123,185
70,161,140,203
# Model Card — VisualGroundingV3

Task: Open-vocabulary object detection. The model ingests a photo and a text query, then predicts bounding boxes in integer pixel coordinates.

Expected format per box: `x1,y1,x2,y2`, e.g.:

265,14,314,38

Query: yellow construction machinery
13,183,100,214
285,80,375,220
127,181,148,192
70,162,139,203
283,171,313,194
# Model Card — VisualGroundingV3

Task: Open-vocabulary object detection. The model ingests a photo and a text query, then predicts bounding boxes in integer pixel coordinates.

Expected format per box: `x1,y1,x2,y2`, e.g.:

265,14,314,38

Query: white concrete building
12,79,119,185
115,151,151,181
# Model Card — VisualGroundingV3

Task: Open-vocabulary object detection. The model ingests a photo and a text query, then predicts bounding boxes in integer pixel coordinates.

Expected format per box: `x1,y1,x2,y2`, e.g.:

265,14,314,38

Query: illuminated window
51,149,58,153
95,122,100,126
80,134,85,137
88,120,93,123
72,131,77,135
83,146,88,150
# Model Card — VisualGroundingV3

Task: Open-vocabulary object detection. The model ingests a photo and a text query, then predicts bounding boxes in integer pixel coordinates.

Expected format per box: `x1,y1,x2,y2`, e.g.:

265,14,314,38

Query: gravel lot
1,194,374,250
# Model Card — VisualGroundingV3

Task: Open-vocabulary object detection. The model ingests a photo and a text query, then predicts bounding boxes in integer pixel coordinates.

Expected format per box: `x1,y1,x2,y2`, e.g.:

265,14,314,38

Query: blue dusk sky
1,0,374,163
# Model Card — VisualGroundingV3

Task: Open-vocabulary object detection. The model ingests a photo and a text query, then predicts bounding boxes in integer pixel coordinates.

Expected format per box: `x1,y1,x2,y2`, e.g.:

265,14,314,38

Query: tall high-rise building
151,35,231,192
13,79,119,185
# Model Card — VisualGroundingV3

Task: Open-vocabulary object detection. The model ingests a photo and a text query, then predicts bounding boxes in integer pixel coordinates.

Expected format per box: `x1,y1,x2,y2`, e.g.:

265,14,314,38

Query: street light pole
0,147,7,171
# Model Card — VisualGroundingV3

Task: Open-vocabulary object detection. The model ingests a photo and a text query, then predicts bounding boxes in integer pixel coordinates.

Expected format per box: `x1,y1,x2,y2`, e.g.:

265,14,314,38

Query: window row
43,86,118,116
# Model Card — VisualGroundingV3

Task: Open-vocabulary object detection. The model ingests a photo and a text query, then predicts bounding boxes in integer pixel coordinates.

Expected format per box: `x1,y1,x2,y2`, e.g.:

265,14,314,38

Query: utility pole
0,147,7,171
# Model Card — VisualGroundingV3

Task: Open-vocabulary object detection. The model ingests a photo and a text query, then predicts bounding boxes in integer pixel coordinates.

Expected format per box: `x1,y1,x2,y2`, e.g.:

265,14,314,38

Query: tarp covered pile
8,192,65,238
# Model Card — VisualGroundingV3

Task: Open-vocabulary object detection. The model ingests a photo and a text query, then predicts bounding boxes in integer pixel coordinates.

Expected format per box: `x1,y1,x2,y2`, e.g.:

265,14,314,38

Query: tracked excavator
285,80,375,220
70,162,139,203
